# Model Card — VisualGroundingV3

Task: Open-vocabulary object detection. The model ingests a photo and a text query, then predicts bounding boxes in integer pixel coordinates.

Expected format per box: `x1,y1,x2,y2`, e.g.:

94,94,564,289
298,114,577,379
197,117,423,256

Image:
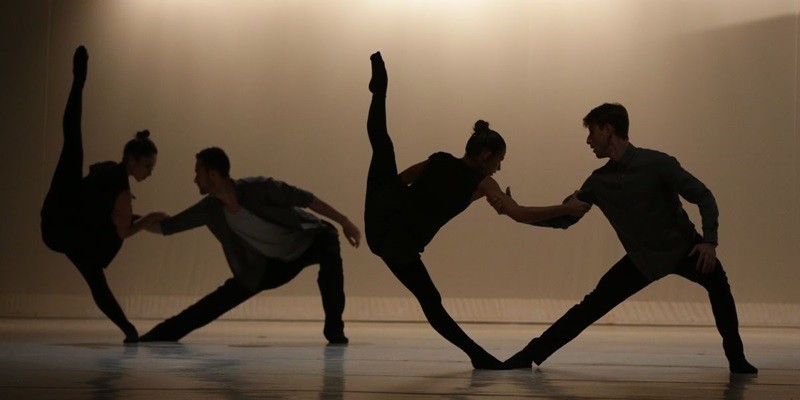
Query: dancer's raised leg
366,51,397,193
41,46,89,249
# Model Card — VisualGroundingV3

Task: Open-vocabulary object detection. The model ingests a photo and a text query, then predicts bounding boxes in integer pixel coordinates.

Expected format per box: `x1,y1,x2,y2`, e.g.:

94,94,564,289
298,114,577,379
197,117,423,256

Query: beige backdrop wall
1,0,798,327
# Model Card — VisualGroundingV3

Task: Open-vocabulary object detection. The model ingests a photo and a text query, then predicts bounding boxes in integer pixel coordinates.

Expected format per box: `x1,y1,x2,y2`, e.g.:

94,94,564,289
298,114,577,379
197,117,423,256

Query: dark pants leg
366,93,397,192
142,226,346,343
68,252,137,341
140,278,256,342
41,78,85,251
364,86,407,254
280,224,346,341
674,255,746,361
384,256,501,367
526,255,651,364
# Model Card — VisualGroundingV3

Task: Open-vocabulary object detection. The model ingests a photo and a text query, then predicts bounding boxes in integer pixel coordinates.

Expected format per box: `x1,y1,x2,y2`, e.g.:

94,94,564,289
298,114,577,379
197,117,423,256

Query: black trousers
39,78,136,340
140,225,346,341
527,252,746,364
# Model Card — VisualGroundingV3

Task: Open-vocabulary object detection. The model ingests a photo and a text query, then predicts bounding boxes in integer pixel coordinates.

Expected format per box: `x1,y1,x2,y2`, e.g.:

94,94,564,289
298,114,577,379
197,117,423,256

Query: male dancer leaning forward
493,103,757,374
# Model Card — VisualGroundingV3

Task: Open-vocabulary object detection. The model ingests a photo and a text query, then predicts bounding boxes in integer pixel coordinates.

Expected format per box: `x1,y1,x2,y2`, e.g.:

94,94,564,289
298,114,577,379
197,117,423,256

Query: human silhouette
496,103,758,374
40,46,167,343
364,52,589,369
140,147,359,344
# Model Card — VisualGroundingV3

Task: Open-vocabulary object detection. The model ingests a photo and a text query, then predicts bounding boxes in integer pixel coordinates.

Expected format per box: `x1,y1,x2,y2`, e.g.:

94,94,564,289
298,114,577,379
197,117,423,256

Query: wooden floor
0,318,797,399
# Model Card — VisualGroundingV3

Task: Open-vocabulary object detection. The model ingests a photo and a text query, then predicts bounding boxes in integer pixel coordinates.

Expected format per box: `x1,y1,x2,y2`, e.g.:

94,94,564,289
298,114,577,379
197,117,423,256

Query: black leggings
41,78,84,251
40,76,136,341
364,93,494,364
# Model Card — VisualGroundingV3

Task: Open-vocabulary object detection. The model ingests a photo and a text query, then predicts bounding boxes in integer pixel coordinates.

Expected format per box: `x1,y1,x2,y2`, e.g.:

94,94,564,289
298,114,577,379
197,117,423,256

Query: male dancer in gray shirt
495,103,757,374
141,147,361,344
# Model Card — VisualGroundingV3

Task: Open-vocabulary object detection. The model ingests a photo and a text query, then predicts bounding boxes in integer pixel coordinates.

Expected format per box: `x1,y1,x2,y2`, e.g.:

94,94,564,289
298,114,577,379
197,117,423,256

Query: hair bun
136,129,151,140
473,120,490,134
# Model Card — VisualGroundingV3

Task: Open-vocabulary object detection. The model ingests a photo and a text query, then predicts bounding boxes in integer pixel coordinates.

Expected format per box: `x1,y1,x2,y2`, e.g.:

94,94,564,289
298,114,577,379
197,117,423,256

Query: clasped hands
487,188,592,218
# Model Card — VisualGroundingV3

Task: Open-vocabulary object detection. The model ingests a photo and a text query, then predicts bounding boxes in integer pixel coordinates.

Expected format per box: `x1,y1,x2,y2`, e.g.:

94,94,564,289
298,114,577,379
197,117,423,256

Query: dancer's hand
564,190,591,216
689,242,717,274
341,219,362,248
143,212,170,232
73,46,88,84
369,51,387,95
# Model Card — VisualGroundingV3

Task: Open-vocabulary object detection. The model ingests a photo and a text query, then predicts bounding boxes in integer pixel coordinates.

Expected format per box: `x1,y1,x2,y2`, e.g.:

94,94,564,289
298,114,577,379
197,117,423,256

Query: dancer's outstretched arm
478,177,590,223
111,190,168,238
307,196,361,248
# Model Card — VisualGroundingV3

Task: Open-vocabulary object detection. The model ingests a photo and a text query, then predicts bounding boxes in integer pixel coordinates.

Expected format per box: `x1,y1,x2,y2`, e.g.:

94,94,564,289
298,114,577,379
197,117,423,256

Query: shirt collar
615,143,637,166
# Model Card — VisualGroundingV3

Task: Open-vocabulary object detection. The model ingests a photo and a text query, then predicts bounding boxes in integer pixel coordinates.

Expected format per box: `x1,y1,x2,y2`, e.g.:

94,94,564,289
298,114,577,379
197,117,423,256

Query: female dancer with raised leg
364,52,590,369
40,46,166,343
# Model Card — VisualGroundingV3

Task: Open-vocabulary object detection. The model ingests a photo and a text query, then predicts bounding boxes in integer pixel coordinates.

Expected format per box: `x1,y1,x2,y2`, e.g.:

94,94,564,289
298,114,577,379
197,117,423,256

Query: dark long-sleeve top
406,152,485,250
159,177,327,292
534,144,719,281
81,161,129,268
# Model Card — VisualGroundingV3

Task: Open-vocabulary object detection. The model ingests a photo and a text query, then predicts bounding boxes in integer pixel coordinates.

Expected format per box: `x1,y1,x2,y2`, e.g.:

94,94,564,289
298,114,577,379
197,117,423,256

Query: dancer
364,52,590,369
497,103,758,374
40,46,166,343
140,147,359,344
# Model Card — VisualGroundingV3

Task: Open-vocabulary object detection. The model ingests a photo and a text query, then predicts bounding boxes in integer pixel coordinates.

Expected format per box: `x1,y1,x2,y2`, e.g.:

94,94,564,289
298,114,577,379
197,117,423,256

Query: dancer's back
405,152,483,249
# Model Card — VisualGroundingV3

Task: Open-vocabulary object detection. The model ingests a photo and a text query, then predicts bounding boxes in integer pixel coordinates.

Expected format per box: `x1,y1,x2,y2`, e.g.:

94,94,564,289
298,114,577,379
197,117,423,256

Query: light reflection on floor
0,319,797,399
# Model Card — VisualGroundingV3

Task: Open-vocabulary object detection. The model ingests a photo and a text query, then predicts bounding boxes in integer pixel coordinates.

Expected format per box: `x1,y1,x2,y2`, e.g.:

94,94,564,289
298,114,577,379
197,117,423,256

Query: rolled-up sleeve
161,199,211,235
530,177,595,229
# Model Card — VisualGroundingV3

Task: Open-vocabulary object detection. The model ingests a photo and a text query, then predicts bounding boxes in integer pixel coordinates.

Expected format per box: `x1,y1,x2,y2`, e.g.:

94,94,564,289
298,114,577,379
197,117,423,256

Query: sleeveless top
81,161,129,268
405,152,484,249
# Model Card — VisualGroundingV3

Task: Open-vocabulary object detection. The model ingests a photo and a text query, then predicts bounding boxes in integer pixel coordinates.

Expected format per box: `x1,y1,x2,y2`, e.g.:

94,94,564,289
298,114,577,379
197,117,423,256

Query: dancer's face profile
128,154,157,182
479,149,505,177
194,161,213,195
586,124,612,159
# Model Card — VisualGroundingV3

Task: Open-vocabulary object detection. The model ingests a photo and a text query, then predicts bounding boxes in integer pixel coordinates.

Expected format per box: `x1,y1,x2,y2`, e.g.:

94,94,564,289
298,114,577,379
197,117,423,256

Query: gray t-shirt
224,207,314,262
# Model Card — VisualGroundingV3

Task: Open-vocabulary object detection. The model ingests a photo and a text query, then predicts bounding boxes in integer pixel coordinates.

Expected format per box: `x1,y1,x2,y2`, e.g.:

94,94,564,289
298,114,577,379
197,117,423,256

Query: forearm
116,216,151,239
507,204,571,223
308,197,351,226
696,191,719,244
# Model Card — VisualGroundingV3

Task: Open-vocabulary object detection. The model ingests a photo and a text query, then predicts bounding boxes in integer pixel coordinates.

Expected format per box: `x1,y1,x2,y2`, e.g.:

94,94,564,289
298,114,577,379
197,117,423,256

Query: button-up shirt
535,144,718,281
160,176,327,292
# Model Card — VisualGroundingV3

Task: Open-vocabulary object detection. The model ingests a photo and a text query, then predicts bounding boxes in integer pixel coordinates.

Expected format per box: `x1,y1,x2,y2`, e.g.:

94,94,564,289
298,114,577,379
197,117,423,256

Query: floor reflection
2,321,794,400
321,345,346,400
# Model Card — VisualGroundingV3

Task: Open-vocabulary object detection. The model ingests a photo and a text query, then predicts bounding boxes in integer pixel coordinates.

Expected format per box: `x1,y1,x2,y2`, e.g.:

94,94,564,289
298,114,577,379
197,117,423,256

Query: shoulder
635,147,677,164
429,152,455,162
87,161,119,177
237,176,268,185
236,176,283,190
